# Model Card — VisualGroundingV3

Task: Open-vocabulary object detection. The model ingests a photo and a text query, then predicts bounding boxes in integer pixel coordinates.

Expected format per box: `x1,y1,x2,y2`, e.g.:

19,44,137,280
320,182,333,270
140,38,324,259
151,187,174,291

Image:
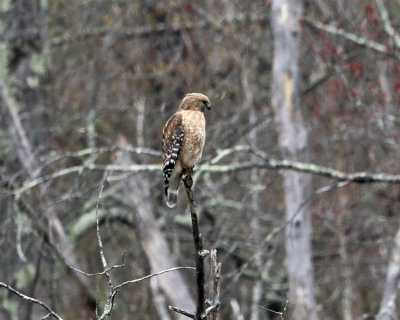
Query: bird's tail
167,189,178,208
166,173,181,208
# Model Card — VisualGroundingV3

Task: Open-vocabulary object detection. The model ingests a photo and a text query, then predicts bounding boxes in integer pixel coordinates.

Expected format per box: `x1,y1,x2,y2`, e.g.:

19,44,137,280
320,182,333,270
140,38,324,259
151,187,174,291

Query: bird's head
179,93,211,112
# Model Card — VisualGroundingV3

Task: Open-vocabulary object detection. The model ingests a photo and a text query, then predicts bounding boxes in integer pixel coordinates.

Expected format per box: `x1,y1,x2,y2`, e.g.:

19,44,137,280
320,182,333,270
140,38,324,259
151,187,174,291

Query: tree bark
270,1,319,319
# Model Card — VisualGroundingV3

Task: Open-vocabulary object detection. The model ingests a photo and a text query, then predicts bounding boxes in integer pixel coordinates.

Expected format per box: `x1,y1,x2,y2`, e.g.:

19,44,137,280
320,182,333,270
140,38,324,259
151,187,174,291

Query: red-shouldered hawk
162,93,210,208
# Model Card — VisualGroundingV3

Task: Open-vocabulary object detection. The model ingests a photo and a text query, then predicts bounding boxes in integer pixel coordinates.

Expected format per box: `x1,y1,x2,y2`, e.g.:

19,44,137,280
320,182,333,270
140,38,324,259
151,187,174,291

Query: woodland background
1,0,400,319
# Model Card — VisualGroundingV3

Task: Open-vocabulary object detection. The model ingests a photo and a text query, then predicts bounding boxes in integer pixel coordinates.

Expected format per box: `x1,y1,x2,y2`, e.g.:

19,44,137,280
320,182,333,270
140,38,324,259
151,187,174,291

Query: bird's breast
181,111,206,168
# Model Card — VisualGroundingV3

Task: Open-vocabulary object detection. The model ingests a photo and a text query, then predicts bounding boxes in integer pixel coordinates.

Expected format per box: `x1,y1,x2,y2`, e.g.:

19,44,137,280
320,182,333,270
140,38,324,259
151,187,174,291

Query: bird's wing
162,112,184,195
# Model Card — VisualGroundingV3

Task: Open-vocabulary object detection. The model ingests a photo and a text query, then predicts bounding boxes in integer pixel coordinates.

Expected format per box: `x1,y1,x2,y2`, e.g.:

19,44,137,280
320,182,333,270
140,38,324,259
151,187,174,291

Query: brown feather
162,93,210,207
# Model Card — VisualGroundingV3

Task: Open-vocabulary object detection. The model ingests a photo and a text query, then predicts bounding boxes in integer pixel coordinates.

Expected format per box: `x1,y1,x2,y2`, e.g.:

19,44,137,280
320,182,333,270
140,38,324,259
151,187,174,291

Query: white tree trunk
377,228,400,320
271,1,319,319
336,162,354,320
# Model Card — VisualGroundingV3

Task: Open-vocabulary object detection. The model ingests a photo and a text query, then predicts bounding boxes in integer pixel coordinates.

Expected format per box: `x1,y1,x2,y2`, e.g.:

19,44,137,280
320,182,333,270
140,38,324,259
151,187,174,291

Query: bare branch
59,246,126,277
95,172,112,287
305,18,400,59
208,249,221,320
201,153,400,184
96,266,195,319
49,22,206,47
183,173,207,319
169,305,196,319
94,172,118,320
114,267,196,290
14,163,160,197
0,282,63,320
0,78,36,174
259,301,288,320
40,146,161,169
13,147,400,197
204,304,220,319
375,0,400,49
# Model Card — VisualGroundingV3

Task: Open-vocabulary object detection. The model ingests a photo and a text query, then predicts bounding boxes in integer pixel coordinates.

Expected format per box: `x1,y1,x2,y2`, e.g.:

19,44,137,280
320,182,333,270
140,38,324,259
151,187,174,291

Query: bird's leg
183,167,193,188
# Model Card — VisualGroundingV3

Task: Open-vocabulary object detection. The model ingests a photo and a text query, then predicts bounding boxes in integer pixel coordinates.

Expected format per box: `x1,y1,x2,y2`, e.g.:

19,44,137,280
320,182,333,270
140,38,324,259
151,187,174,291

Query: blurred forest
1,0,400,319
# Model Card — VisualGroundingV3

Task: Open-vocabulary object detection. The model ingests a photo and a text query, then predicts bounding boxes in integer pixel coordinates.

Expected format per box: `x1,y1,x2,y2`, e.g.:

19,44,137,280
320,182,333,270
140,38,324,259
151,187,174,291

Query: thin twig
168,305,196,319
204,304,220,318
95,171,112,287
0,282,63,320
260,300,288,320
59,246,126,277
114,267,196,290
304,18,393,57
44,146,160,162
13,164,160,198
226,181,349,291
97,266,195,319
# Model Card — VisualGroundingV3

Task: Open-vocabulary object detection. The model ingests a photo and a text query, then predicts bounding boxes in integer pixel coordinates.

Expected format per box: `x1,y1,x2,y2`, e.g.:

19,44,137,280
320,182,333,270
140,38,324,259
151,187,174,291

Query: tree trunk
1,1,97,318
114,136,195,319
270,1,319,319
377,228,400,320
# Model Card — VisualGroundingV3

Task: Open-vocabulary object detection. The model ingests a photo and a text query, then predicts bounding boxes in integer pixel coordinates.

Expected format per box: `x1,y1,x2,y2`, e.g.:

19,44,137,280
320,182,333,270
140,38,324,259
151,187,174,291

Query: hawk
162,93,211,208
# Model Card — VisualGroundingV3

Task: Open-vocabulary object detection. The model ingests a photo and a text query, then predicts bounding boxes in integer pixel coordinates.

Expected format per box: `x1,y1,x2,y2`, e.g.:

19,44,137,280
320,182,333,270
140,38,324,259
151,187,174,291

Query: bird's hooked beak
206,102,211,110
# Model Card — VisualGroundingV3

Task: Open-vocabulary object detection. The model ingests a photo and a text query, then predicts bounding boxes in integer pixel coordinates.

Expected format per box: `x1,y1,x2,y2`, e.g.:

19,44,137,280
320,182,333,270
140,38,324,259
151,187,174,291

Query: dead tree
271,0,319,319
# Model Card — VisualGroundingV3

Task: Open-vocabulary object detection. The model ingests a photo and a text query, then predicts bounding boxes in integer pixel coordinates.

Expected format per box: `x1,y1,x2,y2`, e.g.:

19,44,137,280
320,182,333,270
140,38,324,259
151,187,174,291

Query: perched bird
162,93,210,208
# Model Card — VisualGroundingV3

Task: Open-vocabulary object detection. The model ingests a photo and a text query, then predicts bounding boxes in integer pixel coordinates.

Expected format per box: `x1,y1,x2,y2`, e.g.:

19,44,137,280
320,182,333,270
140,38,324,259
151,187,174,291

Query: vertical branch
95,171,118,320
208,249,221,320
183,173,207,320
95,171,112,288
169,172,220,320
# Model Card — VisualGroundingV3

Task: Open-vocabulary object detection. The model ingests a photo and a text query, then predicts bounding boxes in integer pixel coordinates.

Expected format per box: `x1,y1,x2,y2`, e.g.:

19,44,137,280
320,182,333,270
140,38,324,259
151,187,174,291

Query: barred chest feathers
180,110,206,168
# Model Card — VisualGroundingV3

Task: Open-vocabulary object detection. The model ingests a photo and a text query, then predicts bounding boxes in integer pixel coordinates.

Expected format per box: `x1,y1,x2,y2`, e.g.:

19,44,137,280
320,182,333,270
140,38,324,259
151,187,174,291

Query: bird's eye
202,100,208,105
